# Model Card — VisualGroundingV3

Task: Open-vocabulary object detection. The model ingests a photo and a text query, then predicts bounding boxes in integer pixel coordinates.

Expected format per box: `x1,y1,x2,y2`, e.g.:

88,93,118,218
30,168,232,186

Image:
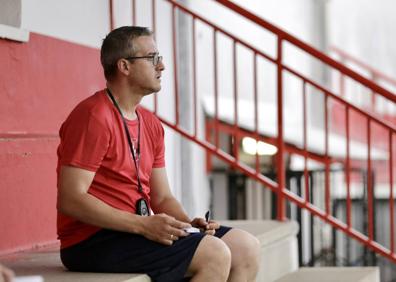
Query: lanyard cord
106,88,143,194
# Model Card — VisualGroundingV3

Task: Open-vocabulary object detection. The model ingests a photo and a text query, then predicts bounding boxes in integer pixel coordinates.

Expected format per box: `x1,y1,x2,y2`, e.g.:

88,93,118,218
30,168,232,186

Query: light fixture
242,137,278,156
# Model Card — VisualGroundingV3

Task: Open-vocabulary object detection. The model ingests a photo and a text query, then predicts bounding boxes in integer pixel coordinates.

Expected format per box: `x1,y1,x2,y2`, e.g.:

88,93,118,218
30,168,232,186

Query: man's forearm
151,196,191,223
58,192,145,235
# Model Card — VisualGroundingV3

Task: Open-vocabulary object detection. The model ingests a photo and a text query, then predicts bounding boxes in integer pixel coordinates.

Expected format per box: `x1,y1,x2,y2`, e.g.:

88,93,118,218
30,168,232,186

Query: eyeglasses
124,53,163,66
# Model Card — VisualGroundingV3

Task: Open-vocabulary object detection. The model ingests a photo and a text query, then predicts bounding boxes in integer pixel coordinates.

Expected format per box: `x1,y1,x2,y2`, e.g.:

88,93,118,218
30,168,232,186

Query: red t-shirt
56,90,165,249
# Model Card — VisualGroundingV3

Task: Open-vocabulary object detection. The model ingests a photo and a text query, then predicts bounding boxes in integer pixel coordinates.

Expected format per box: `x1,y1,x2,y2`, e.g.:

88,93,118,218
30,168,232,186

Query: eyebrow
146,51,159,56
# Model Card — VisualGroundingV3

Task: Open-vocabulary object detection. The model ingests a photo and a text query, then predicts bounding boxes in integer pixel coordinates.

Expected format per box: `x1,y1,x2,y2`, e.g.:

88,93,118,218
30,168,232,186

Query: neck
106,82,143,120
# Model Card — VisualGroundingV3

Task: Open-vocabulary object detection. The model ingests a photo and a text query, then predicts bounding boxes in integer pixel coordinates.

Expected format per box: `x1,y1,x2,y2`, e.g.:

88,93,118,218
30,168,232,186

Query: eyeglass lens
153,53,163,66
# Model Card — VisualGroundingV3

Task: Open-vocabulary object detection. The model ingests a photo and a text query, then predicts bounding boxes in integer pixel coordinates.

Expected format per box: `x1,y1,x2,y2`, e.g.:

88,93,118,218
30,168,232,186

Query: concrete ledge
221,220,300,282
0,24,29,42
221,220,299,247
2,220,299,282
275,267,380,282
1,246,151,282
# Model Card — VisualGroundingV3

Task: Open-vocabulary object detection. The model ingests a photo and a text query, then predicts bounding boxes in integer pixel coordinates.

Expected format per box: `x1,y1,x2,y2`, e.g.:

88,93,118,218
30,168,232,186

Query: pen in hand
205,210,210,223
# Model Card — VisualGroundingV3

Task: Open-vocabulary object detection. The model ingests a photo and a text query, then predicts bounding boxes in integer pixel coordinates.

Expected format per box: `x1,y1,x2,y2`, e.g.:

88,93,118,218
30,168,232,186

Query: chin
144,86,161,96
153,84,162,92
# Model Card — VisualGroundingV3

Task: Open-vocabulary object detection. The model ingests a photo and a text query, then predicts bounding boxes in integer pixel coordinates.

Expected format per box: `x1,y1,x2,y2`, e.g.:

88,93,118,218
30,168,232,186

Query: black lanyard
106,88,143,193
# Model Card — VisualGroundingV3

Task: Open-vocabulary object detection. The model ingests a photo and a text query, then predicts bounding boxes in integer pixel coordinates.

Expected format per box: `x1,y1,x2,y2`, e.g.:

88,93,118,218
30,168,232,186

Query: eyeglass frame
124,53,163,66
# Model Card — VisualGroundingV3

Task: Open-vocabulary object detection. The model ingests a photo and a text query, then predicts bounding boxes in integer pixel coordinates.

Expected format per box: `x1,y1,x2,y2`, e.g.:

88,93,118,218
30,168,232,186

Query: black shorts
60,226,232,282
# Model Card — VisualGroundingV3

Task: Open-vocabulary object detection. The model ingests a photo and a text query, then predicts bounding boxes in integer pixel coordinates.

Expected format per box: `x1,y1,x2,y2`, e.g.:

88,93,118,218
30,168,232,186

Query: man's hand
190,218,220,236
140,213,191,245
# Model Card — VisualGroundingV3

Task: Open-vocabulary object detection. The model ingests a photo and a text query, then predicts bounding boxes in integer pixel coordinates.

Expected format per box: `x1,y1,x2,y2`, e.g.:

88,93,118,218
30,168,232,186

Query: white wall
21,0,110,48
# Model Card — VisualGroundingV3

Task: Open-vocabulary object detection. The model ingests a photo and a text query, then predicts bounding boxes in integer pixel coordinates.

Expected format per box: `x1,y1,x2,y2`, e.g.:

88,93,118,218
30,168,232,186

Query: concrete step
221,220,300,282
2,220,298,282
1,246,150,282
2,221,380,282
275,267,380,282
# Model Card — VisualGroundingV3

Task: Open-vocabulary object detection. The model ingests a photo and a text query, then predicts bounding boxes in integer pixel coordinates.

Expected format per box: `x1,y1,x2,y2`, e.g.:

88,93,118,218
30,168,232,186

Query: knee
190,235,231,279
227,229,261,271
201,236,232,273
241,231,261,270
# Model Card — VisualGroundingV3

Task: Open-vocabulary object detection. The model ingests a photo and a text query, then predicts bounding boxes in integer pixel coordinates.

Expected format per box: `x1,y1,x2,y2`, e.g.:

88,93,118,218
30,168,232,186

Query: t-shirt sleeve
58,110,110,172
152,121,165,168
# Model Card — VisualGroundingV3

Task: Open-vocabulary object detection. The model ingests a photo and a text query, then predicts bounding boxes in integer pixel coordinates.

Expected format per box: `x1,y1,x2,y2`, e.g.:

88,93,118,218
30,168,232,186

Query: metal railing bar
276,36,286,220
367,118,374,240
163,0,396,263
254,52,260,174
389,131,395,254
213,29,219,149
325,95,331,215
166,1,396,129
283,66,396,132
303,81,310,202
172,6,180,126
152,0,158,114
233,41,240,162
201,118,396,262
210,120,331,164
109,0,115,30
132,0,136,26
345,105,352,228
331,46,396,89
213,0,396,103
192,18,198,137
165,0,276,64
283,188,396,262
160,117,279,190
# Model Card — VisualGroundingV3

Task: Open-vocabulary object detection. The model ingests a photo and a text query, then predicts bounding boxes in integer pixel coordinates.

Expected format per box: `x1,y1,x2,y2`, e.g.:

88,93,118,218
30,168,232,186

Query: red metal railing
111,0,396,263
331,46,396,115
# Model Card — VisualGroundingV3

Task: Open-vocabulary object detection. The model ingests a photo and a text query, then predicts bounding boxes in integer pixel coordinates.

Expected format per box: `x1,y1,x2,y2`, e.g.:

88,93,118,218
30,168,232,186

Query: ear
116,59,130,76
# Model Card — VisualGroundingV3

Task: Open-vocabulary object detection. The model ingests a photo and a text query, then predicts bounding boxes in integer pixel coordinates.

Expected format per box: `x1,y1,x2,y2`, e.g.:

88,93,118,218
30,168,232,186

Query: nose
156,59,165,71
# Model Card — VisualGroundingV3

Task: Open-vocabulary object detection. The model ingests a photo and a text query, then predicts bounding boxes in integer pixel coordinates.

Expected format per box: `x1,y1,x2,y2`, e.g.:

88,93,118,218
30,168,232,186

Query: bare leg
221,229,261,282
187,235,232,282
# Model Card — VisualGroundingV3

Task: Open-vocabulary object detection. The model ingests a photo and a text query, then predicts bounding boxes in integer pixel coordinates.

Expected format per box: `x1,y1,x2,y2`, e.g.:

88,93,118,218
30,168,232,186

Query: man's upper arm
58,165,95,211
149,167,173,207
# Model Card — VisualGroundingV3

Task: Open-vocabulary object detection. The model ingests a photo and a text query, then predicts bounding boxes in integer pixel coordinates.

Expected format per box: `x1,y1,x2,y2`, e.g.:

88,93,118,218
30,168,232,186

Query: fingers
201,220,220,236
158,233,181,246
205,229,216,235
167,226,188,237
170,219,191,230
206,221,220,230
191,217,207,227
147,214,190,245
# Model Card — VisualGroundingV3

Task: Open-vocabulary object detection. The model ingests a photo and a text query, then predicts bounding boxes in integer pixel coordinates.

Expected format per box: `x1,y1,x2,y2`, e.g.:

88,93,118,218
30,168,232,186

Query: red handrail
213,0,396,104
151,0,396,264
331,46,396,89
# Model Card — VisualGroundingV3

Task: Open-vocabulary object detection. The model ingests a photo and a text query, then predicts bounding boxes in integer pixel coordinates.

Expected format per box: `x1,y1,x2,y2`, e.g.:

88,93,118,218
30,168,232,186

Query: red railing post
109,0,114,30
324,95,331,215
389,132,395,254
213,29,219,149
192,18,198,137
276,36,286,221
233,42,240,161
132,0,136,26
303,81,310,202
152,0,158,114
345,106,352,228
172,6,180,126
253,53,260,174
367,118,374,240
